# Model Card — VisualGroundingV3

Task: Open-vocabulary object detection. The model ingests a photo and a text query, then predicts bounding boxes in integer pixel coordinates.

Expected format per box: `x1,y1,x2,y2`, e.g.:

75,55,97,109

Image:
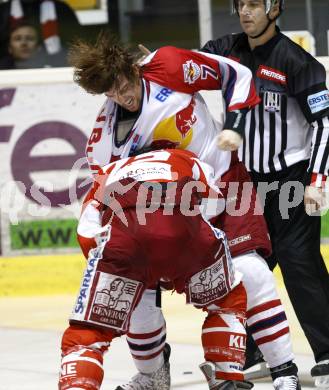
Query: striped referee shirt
202,27,329,186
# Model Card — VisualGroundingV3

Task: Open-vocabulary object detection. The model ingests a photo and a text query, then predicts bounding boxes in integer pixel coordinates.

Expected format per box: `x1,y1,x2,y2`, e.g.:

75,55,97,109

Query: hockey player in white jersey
68,31,300,389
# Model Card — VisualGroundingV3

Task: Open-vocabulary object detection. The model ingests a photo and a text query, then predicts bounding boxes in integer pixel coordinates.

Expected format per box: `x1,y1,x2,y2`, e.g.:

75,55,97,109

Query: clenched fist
217,129,243,151
304,185,327,216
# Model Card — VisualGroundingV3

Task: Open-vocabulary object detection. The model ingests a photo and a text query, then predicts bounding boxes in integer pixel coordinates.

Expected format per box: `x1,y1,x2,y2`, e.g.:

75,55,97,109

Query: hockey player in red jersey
67,32,300,390
58,149,251,390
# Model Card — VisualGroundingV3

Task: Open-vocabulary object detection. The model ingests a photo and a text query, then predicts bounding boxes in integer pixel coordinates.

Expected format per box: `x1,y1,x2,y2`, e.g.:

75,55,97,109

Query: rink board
1,246,329,297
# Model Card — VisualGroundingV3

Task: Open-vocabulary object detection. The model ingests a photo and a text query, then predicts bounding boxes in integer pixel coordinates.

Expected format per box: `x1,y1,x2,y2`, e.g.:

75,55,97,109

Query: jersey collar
236,26,283,59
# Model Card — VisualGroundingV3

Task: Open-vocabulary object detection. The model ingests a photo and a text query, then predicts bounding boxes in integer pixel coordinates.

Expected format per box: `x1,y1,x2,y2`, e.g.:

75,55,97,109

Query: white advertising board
0,68,105,255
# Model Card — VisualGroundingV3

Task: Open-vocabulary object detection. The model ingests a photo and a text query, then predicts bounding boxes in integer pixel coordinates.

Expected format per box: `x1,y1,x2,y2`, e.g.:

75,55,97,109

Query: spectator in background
0,0,80,69
0,20,68,69
8,22,39,64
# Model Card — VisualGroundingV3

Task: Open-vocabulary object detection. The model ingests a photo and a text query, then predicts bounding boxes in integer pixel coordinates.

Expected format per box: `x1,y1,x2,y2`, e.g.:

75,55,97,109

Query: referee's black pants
251,160,329,363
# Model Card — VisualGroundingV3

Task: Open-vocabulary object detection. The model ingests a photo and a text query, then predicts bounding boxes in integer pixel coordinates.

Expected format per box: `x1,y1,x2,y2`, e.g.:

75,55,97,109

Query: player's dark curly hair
68,30,139,95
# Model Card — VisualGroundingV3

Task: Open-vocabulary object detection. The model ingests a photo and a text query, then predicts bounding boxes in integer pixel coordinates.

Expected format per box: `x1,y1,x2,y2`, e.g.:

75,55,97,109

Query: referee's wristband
223,109,248,136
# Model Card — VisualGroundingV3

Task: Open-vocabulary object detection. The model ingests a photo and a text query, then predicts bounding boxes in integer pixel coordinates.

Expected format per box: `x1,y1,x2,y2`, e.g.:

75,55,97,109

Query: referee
202,0,329,388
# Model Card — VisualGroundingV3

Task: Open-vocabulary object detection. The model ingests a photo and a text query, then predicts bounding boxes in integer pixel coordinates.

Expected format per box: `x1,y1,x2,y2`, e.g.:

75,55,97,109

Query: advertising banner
0,69,104,255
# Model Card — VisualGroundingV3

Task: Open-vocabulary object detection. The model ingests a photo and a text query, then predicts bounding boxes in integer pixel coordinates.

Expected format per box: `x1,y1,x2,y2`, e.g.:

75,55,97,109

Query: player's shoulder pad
151,46,185,72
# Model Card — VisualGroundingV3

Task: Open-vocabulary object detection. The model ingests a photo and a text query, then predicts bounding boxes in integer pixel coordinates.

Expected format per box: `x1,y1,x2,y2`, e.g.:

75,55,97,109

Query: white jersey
86,46,259,181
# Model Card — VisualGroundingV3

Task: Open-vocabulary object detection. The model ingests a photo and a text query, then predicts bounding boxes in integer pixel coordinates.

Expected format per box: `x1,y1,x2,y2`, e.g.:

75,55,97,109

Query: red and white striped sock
247,299,294,368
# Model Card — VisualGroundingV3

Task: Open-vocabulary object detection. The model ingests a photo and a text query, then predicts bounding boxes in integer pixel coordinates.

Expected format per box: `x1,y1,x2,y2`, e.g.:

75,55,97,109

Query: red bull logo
183,60,201,84
175,97,197,138
152,98,196,149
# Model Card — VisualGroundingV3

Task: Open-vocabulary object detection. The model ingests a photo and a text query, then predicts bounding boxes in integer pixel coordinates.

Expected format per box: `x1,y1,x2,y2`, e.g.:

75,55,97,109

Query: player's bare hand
138,44,151,56
135,44,151,65
217,129,243,151
304,185,327,215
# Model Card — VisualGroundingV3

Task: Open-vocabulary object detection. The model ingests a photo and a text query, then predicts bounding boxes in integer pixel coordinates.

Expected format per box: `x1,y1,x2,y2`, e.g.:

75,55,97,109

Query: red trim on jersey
90,164,101,172
78,235,97,259
228,82,260,111
110,155,121,163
